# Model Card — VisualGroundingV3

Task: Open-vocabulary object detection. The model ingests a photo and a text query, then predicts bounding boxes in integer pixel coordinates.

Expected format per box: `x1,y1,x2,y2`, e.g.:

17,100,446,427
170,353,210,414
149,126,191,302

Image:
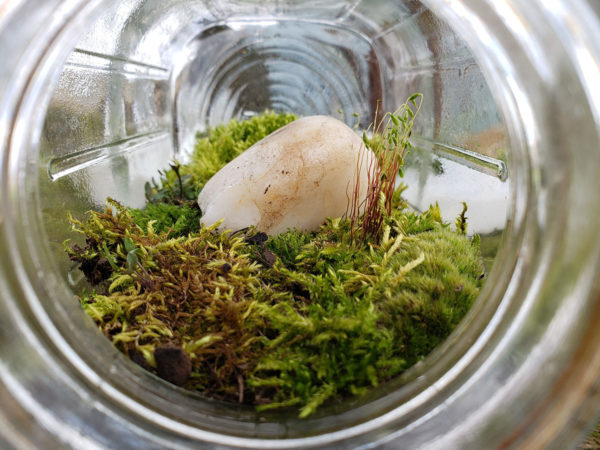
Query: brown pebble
246,231,268,246
262,250,277,268
154,343,192,386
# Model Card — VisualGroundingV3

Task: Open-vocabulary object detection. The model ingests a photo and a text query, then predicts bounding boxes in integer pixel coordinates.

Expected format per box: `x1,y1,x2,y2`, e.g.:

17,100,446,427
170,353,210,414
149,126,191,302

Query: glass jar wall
0,0,599,448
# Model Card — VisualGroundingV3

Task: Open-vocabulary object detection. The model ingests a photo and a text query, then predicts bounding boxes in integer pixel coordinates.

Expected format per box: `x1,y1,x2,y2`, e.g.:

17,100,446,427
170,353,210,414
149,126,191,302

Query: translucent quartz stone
198,116,376,235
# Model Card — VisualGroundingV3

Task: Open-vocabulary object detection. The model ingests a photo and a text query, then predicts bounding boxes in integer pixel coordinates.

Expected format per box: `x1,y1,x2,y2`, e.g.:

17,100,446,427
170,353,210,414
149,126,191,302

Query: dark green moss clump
65,111,485,418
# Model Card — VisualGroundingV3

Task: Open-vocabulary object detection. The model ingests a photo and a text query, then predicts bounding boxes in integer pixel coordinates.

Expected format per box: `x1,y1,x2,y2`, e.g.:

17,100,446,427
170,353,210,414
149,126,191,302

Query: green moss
143,111,298,206
66,111,485,417
129,202,202,237
580,422,600,449
187,111,297,189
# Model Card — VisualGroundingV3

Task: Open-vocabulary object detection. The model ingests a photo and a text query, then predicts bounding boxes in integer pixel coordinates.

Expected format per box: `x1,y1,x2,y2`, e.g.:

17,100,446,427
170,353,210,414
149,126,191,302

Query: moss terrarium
65,97,485,418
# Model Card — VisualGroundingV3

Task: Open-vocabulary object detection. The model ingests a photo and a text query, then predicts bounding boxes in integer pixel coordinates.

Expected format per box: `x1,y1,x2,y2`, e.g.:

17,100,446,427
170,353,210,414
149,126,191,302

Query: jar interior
34,0,510,436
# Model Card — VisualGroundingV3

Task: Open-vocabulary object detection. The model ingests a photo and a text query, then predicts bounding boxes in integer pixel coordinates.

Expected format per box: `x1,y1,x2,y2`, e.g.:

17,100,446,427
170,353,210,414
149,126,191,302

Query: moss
66,111,485,417
129,202,202,237
580,422,600,449
143,111,298,206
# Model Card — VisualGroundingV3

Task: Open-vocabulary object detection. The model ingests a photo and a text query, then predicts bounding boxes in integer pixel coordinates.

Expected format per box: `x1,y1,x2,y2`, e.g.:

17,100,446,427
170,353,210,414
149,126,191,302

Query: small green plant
348,94,423,245
455,201,468,235
65,108,484,418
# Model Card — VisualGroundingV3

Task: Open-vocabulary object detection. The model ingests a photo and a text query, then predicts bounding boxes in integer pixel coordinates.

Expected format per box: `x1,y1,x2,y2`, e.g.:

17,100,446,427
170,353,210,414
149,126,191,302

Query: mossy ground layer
66,112,484,417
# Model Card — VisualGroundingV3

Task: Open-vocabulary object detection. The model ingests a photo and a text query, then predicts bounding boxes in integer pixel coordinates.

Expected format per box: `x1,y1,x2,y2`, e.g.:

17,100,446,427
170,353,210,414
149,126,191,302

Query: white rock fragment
198,115,376,235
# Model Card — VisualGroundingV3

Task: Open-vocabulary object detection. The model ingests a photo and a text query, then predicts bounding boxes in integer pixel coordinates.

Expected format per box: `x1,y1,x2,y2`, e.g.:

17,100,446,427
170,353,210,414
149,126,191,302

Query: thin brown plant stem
346,94,423,246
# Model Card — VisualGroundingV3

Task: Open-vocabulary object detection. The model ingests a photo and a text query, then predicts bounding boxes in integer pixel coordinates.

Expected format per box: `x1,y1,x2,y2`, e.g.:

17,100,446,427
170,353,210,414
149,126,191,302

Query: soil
154,343,192,386
69,245,112,284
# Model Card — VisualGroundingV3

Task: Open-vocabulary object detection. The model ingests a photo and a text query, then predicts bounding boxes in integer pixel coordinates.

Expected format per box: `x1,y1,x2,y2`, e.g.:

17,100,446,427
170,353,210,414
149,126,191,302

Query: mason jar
1,0,600,448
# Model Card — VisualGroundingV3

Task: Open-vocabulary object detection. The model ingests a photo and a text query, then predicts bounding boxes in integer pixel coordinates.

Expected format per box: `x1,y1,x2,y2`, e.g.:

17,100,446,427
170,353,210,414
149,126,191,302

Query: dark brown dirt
73,253,112,284
154,343,192,386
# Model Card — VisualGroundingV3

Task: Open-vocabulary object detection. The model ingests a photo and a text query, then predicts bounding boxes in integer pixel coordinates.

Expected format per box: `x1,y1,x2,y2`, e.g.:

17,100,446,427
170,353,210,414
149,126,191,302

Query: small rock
261,250,277,268
245,231,268,246
198,116,376,235
154,343,192,386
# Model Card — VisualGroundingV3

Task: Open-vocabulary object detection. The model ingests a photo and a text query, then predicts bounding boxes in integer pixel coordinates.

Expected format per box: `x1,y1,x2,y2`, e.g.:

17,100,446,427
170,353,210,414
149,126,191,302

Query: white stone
198,115,376,235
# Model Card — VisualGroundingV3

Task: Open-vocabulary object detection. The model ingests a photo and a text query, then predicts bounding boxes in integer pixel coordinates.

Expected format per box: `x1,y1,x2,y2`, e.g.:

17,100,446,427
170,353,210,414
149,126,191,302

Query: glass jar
1,0,599,448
